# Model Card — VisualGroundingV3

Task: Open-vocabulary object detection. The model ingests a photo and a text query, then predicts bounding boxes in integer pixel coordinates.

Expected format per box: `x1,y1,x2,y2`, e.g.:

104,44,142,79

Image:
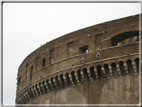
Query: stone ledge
17,42,139,89
16,53,139,97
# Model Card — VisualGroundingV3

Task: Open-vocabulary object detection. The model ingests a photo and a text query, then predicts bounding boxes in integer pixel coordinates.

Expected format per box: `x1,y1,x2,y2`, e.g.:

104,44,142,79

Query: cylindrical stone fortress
16,14,141,105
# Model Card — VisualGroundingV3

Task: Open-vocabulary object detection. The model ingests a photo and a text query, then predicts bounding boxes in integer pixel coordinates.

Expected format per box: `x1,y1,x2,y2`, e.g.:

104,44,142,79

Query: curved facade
16,14,141,105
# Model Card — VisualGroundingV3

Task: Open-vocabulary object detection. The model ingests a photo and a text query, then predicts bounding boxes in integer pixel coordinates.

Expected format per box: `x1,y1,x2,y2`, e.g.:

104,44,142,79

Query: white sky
3,2,141,106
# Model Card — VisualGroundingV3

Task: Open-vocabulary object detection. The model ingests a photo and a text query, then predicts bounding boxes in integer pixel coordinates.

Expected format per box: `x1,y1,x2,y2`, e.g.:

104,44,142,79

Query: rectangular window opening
42,58,45,67
50,49,54,64
18,77,21,85
30,66,33,80
25,63,28,78
68,42,73,57
79,45,88,54
35,56,39,70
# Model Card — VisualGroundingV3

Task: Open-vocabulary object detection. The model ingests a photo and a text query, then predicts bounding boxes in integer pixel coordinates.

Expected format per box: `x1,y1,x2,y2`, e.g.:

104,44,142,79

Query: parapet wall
16,14,141,105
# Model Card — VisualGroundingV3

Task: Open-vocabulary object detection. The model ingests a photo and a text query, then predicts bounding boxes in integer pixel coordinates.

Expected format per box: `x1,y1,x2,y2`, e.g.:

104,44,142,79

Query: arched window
97,65,103,79
111,63,117,77
111,31,140,46
119,61,126,75
60,74,64,87
83,68,89,81
104,64,110,77
77,70,81,83
71,71,76,84
65,73,70,86
127,59,134,74
90,67,95,79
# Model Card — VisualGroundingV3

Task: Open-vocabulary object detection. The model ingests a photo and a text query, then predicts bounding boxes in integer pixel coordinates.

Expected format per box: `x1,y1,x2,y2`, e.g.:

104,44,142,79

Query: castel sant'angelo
16,14,141,106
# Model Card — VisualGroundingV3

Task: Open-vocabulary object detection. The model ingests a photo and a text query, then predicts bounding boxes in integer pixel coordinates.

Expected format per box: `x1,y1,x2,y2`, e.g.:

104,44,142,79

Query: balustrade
116,64,121,75
124,62,129,74
74,72,80,84
132,61,137,74
87,68,93,81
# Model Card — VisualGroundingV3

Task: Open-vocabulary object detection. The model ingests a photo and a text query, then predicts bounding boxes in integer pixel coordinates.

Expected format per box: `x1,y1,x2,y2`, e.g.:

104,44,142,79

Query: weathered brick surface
16,14,141,105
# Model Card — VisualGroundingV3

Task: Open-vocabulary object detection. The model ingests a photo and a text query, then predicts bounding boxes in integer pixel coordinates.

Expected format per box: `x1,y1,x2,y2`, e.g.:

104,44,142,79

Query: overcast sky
3,2,141,106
